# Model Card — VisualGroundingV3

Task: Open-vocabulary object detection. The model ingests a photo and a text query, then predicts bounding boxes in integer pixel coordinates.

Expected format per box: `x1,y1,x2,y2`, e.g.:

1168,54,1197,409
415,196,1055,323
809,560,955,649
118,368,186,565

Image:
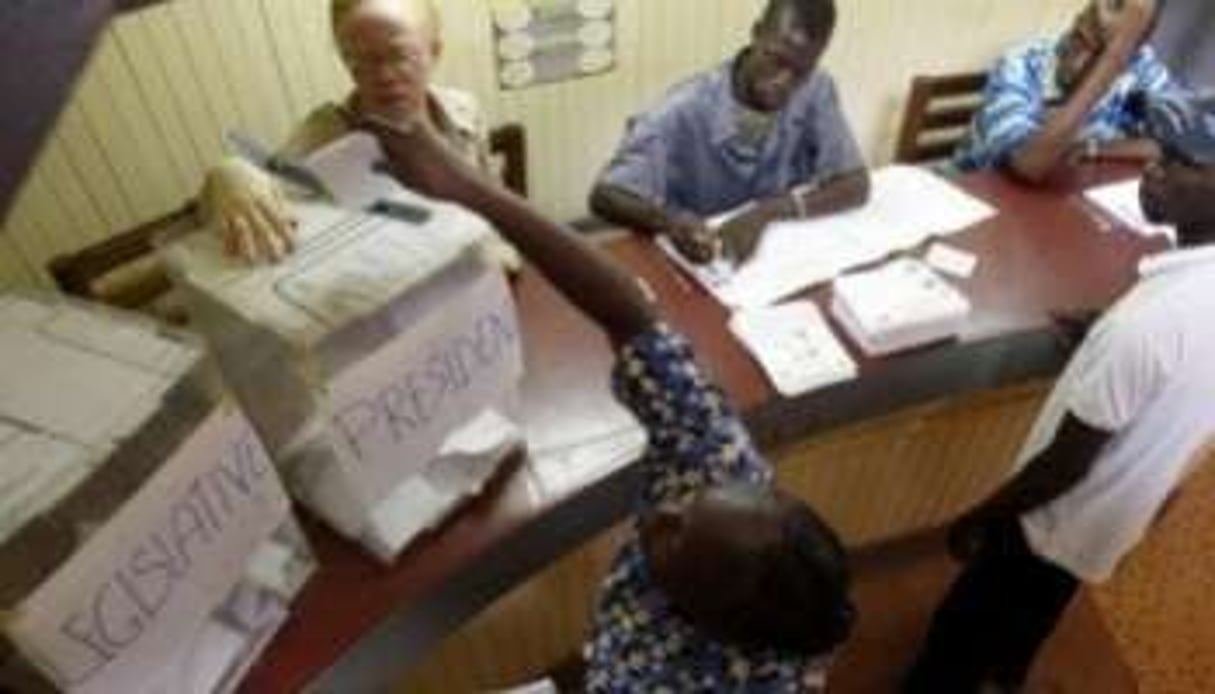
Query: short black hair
668,495,854,656
761,0,838,42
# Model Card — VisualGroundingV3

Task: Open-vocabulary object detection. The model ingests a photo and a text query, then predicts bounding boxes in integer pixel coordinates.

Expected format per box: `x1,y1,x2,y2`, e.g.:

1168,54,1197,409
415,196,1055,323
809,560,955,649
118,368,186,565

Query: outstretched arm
361,115,657,346
949,414,1111,558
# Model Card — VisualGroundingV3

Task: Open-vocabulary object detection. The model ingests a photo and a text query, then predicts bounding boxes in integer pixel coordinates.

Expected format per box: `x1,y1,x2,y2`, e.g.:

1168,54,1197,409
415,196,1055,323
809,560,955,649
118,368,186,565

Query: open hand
718,212,767,264
664,217,718,265
202,159,297,263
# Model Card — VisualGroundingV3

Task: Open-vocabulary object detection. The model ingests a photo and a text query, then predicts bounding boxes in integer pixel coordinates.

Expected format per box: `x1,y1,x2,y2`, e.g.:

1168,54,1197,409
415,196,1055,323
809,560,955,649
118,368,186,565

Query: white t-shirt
1018,248,1215,582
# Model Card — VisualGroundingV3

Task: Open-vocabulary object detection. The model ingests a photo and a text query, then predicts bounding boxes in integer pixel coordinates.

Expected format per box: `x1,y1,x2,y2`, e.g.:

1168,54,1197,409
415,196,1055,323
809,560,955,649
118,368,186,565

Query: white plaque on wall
491,0,618,90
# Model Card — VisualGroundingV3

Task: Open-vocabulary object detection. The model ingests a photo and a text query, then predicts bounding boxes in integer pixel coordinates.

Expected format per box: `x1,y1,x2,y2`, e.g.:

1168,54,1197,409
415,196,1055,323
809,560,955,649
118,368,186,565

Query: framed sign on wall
490,0,617,90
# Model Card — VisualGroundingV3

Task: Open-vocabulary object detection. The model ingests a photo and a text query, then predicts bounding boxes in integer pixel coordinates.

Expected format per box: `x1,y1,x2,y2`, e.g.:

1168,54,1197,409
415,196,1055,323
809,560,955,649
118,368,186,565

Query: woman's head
331,0,441,120
641,482,856,656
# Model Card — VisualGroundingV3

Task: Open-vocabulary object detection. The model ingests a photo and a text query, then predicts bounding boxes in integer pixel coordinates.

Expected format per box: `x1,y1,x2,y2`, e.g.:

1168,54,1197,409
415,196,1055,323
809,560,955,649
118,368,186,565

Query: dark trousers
903,519,1080,693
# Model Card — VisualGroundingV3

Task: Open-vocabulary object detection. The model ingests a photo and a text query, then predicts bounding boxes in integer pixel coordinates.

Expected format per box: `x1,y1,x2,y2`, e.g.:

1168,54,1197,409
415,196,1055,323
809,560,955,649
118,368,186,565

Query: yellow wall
0,0,1079,290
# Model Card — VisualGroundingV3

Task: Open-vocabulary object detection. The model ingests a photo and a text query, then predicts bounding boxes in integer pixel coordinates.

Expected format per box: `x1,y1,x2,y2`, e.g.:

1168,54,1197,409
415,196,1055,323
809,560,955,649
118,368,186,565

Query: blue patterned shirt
584,325,830,693
597,60,865,219
954,40,1176,171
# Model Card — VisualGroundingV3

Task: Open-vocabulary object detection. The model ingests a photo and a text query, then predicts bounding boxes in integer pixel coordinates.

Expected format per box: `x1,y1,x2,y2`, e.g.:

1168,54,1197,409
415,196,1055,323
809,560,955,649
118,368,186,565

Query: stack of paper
0,294,315,694
1084,179,1176,239
830,258,972,356
729,301,858,397
162,165,526,563
660,165,996,309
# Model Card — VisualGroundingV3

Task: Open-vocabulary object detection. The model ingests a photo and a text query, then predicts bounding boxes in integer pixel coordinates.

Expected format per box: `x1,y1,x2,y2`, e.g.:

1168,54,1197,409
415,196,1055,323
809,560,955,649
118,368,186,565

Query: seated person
589,0,869,264
955,0,1176,183
905,88,1215,694
200,0,499,263
358,108,857,692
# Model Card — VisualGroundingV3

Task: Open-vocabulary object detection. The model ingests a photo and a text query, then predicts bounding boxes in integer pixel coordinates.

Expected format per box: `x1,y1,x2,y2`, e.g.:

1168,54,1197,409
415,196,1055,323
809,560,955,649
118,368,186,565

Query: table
241,167,1165,692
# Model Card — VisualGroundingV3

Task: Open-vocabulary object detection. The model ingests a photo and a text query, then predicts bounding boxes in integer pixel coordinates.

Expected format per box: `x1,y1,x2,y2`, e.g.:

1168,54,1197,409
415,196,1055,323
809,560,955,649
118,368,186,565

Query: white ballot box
830,258,972,357
160,198,525,563
0,294,314,694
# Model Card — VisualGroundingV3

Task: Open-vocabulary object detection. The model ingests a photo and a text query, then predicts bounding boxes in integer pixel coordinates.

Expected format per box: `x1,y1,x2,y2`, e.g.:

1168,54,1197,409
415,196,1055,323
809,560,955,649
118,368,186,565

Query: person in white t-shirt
904,87,1215,694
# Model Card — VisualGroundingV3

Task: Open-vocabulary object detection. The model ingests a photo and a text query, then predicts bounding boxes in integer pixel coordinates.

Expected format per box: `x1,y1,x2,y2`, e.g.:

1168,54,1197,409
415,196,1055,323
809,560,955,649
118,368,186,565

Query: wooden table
241,167,1165,692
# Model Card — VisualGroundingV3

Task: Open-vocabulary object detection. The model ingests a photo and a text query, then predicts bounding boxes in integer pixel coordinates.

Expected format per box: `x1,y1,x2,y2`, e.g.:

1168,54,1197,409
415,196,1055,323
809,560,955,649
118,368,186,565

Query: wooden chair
894,72,988,165
47,123,529,315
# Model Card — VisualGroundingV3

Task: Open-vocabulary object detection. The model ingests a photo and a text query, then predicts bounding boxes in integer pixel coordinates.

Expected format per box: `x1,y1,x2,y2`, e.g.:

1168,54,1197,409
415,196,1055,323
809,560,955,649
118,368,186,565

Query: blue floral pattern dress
584,325,830,693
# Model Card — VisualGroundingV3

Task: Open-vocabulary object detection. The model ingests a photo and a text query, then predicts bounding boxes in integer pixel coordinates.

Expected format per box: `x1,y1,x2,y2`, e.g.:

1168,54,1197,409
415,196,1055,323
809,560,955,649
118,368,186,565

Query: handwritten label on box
7,408,290,694
327,266,523,507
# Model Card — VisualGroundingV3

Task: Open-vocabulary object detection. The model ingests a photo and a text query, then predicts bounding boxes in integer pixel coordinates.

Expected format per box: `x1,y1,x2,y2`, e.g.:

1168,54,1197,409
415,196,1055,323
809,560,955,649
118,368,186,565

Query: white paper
305,132,399,210
0,426,94,543
831,258,972,356
662,166,995,309
7,409,291,694
924,242,979,279
1084,179,1176,239
729,301,858,398
324,267,524,507
0,298,198,452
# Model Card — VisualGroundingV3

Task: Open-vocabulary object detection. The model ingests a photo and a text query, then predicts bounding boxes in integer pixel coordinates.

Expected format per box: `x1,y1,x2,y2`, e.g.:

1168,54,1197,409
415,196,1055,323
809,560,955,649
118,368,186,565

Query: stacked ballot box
161,200,526,562
0,294,315,694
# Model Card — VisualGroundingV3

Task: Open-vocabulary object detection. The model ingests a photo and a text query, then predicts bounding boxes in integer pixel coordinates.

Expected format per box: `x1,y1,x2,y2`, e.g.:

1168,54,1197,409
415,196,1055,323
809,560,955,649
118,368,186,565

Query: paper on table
729,301,858,398
0,426,94,543
0,300,194,449
831,258,971,356
1084,179,1176,239
924,242,979,279
661,166,995,309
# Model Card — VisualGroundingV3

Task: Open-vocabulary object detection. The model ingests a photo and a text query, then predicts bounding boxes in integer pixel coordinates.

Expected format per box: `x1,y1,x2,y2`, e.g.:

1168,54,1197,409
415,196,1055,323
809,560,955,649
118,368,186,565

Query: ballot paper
361,409,523,562
729,301,858,398
659,166,995,309
0,296,200,543
830,257,972,357
924,242,979,279
1084,179,1176,239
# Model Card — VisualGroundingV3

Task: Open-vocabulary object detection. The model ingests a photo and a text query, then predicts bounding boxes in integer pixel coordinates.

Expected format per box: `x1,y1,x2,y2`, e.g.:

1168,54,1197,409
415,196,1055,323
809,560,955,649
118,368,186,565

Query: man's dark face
641,483,781,590
639,482,855,653
738,9,828,113
1140,156,1215,241
1057,4,1108,94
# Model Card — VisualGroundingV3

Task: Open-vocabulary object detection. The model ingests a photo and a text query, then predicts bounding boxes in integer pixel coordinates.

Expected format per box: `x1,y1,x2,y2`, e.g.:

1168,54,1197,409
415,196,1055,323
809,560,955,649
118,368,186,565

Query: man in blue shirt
358,96,857,693
955,0,1176,183
589,0,869,265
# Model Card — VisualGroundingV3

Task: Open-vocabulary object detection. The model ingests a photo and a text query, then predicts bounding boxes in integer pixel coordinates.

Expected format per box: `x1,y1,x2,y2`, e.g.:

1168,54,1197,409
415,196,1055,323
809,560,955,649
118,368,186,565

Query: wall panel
0,0,1080,290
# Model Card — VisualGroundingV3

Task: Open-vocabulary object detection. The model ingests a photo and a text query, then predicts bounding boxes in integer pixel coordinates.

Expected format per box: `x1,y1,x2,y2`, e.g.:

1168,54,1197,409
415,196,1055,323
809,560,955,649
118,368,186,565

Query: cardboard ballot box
0,294,314,694
161,198,525,562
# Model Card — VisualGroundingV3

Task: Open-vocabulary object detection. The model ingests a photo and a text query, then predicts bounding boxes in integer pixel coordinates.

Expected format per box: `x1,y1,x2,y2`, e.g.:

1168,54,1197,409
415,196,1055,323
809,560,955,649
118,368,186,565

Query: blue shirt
584,325,830,693
955,40,1176,171
597,60,865,219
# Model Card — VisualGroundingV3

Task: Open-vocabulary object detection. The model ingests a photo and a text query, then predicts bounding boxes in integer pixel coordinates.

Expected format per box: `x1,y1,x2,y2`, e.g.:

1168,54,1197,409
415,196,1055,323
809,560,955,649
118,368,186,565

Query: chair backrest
47,123,529,315
894,72,988,165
